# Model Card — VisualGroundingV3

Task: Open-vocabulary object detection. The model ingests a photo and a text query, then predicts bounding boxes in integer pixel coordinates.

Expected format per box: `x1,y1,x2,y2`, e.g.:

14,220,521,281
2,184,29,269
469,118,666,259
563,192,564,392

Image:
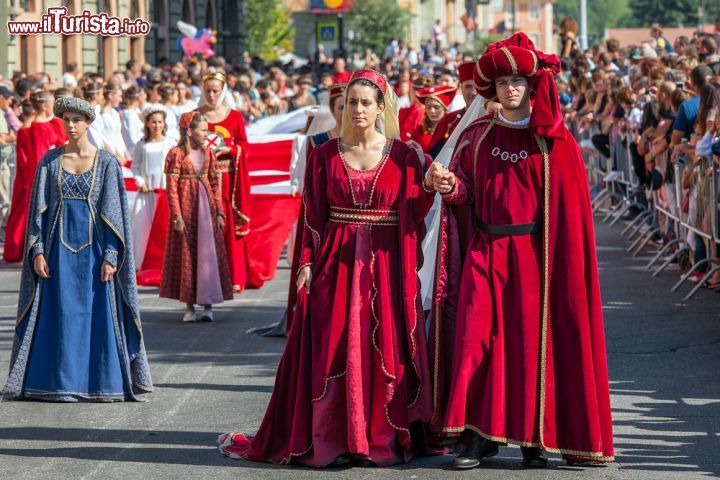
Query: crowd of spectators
560,19,720,288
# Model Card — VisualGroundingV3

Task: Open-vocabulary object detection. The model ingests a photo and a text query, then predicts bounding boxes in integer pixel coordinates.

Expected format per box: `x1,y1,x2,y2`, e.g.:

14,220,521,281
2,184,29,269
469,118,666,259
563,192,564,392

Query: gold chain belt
329,206,399,226
215,159,234,173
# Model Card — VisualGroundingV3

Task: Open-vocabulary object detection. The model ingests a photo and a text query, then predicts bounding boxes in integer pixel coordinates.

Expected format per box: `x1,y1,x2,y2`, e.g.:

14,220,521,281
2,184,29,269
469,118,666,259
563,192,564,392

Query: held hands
296,266,312,293
34,254,50,278
100,261,117,282
425,162,456,195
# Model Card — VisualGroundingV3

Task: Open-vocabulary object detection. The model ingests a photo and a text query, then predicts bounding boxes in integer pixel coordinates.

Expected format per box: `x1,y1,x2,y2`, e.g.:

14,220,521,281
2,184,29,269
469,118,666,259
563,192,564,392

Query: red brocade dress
431,113,614,461
219,139,435,467
206,109,252,292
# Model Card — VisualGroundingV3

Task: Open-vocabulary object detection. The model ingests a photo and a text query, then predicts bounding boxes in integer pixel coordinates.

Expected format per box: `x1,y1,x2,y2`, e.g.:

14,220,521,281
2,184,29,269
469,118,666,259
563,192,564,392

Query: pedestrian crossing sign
317,22,337,43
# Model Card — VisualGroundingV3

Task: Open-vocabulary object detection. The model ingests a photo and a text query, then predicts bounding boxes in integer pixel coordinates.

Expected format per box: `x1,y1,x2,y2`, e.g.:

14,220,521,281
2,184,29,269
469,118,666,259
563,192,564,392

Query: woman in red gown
218,69,436,467
199,71,251,292
3,92,66,262
408,85,455,154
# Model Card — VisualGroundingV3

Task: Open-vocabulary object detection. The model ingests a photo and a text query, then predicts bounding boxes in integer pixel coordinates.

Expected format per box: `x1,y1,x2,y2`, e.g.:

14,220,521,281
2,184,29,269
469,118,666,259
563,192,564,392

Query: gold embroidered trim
329,210,399,225
475,62,491,83
534,134,551,453
529,50,539,76
311,371,346,402
338,138,393,208
370,249,397,381
501,47,519,75
443,424,613,460
167,173,208,179
302,195,321,259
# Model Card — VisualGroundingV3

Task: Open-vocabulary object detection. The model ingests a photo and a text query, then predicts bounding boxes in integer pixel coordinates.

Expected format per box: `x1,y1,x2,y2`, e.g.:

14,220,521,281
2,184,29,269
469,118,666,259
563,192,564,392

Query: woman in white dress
172,81,198,117
100,80,132,165
159,83,180,142
130,105,176,268
121,85,145,157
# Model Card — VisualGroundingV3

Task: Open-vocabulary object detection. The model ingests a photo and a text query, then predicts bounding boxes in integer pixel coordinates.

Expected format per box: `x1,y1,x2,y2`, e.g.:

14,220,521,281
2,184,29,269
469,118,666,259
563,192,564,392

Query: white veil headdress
340,69,400,140
198,70,237,110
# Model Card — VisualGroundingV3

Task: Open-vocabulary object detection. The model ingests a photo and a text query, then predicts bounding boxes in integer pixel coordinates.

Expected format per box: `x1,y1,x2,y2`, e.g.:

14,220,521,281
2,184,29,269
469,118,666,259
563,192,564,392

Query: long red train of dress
207,109,252,292
3,121,66,262
219,139,436,466
431,113,614,461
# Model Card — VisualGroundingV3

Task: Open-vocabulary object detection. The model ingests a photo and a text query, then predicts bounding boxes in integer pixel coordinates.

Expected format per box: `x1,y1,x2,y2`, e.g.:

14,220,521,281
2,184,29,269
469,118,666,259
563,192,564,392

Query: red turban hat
474,33,564,139
416,85,456,110
458,61,475,84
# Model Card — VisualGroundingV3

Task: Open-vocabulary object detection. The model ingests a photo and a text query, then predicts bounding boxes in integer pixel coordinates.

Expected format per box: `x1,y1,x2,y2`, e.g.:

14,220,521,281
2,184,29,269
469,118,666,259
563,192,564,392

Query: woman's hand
215,146,231,156
427,162,456,194
216,214,225,232
296,265,312,293
100,261,117,282
173,216,186,233
34,254,50,278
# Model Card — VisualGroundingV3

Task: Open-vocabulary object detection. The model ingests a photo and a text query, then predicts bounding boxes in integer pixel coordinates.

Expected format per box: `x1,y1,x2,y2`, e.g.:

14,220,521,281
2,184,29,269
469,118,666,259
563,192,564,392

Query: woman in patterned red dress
160,111,233,322
218,70,437,467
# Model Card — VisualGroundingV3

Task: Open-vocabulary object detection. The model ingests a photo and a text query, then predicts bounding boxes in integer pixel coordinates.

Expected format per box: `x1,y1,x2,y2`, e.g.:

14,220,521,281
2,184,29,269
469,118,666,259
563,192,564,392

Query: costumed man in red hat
427,62,486,159
408,85,456,154
427,33,614,469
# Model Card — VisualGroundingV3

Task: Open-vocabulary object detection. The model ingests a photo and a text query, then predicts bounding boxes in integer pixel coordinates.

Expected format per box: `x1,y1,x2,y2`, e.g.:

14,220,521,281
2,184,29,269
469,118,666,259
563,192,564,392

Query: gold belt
329,206,399,226
215,159,234,172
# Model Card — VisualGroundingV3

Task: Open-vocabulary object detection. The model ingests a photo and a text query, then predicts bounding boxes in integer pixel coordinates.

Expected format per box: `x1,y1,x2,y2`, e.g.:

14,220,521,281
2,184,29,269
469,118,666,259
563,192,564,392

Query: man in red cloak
427,33,614,469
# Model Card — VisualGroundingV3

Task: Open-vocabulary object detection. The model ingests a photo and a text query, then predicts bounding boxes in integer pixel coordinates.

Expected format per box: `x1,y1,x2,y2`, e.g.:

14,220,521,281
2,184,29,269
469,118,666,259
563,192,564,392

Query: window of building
529,2,540,22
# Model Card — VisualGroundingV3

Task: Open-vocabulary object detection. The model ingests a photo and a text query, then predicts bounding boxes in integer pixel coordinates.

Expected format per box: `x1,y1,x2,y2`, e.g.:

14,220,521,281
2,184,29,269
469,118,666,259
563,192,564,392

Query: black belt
476,220,542,236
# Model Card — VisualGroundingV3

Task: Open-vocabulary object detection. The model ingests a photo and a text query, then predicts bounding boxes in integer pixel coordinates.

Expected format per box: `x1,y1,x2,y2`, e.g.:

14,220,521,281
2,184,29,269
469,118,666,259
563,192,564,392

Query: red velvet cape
430,114,614,461
3,122,64,262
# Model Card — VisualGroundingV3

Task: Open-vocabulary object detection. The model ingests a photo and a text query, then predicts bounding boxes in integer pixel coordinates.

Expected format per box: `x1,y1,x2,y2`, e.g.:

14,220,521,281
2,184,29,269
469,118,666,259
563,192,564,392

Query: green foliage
346,0,413,55
244,0,295,61
555,0,630,40
623,0,720,28
465,33,505,58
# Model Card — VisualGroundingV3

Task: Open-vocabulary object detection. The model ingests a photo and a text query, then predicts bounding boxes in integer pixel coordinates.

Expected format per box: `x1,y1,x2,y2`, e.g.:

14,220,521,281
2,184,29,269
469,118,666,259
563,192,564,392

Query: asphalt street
0,216,719,480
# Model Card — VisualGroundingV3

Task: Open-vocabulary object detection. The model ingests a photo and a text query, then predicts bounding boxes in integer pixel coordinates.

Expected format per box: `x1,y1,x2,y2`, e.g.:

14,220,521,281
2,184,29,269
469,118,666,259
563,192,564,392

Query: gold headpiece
204,71,226,84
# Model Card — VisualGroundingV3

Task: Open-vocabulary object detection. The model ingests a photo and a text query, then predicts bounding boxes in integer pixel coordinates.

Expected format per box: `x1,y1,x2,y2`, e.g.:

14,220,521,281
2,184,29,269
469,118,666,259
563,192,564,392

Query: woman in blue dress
2,97,153,402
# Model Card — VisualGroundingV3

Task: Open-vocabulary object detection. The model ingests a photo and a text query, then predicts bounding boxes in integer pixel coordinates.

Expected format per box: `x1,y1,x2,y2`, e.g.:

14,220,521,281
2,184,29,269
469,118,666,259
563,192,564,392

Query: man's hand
426,162,456,195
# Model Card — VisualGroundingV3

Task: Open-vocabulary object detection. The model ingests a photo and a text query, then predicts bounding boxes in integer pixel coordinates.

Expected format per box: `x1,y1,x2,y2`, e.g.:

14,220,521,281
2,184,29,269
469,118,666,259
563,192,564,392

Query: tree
346,0,413,56
622,0,720,28
555,0,630,40
244,0,295,61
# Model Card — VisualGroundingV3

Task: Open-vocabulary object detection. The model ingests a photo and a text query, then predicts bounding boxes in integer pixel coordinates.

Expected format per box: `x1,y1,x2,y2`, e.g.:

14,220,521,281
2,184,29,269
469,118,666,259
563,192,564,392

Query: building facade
0,0,246,80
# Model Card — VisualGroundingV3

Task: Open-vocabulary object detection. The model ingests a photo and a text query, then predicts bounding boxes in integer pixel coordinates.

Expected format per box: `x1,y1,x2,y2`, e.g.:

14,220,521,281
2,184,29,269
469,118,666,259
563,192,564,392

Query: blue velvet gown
3,148,153,402
21,168,126,400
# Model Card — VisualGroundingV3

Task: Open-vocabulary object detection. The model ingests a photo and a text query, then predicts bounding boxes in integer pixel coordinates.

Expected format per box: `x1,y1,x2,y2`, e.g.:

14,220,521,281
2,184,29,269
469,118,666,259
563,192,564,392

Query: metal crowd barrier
0,142,16,238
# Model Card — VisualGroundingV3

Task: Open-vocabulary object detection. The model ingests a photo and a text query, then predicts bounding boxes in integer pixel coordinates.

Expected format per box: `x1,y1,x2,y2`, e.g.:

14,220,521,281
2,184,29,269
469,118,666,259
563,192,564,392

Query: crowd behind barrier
0,142,16,241
564,25,720,299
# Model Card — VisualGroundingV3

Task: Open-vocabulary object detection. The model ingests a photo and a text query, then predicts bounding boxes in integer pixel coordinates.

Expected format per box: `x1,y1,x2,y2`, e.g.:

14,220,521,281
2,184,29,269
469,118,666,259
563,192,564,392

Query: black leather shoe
452,432,499,469
521,447,548,468
327,453,351,467
353,458,378,468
